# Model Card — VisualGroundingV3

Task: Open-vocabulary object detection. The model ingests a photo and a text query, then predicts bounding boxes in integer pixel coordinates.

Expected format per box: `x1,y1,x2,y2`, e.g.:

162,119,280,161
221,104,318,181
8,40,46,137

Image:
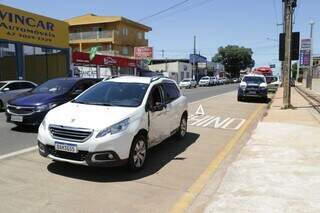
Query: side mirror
72,89,83,96
150,102,165,112
3,88,10,92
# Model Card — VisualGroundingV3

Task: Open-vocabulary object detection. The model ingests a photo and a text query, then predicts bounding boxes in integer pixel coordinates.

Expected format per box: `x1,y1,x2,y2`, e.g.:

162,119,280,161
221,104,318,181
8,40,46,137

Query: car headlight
96,118,130,138
36,103,58,112
240,83,247,90
259,83,267,89
40,117,47,130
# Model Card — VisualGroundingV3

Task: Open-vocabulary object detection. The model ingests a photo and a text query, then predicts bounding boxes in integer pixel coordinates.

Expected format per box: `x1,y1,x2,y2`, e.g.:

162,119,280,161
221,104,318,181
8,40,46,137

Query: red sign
134,47,153,59
72,52,138,68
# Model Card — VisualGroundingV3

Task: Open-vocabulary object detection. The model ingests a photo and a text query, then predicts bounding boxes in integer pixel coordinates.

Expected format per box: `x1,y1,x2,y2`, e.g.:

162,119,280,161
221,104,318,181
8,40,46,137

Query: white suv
38,76,188,170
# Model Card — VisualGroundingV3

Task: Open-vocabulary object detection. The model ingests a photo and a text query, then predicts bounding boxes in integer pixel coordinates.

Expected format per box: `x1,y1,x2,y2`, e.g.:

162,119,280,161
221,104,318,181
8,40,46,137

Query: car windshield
243,76,265,84
73,81,149,107
0,83,7,88
182,79,191,82
32,79,76,94
201,77,209,80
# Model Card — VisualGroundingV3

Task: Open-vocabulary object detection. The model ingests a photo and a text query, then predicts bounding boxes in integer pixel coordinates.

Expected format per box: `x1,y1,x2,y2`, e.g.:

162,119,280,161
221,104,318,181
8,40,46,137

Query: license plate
55,142,78,153
248,91,256,95
11,115,23,122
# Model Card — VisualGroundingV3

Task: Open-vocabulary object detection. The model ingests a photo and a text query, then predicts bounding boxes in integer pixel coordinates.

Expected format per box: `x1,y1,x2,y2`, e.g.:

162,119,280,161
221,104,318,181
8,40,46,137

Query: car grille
246,85,259,89
7,105,35,115
46,145,88,161
49,125,93,143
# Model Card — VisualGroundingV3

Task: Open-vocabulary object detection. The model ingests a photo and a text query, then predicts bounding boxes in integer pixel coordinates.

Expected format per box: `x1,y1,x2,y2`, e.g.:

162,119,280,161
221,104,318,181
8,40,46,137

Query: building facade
148,61,192,83
66,14,151,57
0,4,70,83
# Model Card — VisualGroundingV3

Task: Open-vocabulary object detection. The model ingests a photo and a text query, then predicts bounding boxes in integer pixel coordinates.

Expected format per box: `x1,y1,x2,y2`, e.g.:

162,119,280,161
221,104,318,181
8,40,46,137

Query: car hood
9,92,64,106
46,102,139,130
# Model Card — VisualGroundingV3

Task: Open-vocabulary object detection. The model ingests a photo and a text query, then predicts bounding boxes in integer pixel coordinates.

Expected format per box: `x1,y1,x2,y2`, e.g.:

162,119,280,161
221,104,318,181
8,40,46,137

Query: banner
0,4,69,49
134,46,153,59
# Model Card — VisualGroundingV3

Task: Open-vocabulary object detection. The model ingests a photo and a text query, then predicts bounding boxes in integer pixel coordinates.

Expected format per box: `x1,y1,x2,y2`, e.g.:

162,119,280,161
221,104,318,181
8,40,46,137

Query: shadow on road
239,97,271,104
11,125,38,133
47,132,200,182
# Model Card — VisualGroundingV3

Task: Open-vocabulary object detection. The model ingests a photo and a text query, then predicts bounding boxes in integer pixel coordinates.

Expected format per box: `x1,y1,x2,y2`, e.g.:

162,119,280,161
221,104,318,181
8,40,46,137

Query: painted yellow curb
170,104,265,213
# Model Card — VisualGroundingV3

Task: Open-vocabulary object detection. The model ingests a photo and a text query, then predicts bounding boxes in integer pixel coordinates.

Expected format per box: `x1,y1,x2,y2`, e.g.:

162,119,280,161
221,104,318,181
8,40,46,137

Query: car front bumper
6,110,48,126
37,126,134,167
179,84,191,88
238,88,268,98
199,82,210,86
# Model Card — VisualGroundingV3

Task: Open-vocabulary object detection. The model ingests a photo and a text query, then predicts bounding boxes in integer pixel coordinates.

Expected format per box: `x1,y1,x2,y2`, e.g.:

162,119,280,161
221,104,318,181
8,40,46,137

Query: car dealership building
0,4,70,83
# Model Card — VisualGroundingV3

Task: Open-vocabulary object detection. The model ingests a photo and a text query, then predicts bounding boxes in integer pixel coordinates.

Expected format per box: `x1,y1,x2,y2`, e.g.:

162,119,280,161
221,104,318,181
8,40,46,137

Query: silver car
0,80,37,110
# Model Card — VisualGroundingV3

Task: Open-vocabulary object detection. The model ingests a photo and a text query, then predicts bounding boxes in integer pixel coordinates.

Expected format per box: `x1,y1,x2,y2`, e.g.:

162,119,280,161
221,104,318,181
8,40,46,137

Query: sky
1,0,319,75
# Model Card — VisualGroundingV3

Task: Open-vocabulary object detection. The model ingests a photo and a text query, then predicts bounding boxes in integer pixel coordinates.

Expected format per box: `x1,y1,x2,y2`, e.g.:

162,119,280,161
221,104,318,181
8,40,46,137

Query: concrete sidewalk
312,79,320,94
204,87,320,212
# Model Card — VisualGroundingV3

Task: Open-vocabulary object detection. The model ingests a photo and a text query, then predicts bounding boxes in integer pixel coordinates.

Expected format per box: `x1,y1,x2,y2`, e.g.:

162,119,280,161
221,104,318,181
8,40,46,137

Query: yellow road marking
170,104,265,213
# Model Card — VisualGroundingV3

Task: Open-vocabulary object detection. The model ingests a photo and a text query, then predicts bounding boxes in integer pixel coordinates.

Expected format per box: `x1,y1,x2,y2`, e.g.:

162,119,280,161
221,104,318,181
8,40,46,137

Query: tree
212,45,255,77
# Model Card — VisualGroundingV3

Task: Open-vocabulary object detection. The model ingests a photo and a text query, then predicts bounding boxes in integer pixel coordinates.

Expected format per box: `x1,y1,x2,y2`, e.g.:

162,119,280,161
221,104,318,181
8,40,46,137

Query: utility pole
192,35,196,80
307,21,315,89
283,0,296,109
280,0,286,84
161,49,164,58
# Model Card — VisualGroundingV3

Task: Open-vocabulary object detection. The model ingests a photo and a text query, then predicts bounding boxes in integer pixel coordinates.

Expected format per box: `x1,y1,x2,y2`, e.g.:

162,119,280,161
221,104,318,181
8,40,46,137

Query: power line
140,0,216,23
272,0,280,36
139,0,191,21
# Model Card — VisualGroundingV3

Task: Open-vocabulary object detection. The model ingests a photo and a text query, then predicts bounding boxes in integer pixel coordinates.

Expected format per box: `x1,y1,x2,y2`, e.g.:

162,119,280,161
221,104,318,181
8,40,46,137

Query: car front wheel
177,114,188,139
128,134,147,171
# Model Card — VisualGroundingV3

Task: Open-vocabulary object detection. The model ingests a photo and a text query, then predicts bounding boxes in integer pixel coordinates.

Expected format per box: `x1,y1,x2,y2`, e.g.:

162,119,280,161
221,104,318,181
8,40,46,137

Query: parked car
37,76,188,170
0,80,37,110
210,76,218,86
232,78,240,83
198,76,213,87
266,76,280,93
179,78,197,89
237,74,268,102
6,78,100,126
217,78,224,85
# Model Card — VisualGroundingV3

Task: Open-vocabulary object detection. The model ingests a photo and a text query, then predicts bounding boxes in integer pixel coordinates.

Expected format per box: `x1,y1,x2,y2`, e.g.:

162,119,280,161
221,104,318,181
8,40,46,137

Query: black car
6,78,100,126
237,75,268,102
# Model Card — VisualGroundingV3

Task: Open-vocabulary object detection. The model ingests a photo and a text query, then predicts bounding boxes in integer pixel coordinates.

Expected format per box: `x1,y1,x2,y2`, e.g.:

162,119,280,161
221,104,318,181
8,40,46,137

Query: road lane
0,90,268,213
182,84,238,103
0,84,238,155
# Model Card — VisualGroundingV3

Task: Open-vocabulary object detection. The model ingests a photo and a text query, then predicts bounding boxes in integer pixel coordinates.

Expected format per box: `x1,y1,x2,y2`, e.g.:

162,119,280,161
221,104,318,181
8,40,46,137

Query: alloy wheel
133,139,146,168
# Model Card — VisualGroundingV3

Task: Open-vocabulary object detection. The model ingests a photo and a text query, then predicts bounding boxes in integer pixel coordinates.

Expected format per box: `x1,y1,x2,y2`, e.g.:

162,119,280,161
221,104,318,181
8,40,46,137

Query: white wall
148,62,192,83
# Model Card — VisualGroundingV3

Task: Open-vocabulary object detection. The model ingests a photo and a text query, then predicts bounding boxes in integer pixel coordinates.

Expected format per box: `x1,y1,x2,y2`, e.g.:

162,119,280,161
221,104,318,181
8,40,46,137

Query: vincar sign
0,4,69,49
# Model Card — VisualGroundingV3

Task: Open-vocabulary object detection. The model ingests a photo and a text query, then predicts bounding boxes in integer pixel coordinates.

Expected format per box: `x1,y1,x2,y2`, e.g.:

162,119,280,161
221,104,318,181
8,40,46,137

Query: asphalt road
182,83,239,102
0,89,268,212
0,84,238,156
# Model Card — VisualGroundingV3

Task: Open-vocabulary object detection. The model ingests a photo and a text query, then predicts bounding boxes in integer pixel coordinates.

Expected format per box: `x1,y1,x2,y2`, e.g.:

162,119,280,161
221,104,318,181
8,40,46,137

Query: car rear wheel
128,134,147,171
177,114,188,139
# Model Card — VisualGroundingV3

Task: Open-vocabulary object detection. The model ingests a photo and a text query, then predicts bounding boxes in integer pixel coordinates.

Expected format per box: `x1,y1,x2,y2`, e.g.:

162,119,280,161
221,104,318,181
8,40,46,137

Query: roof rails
103,75,119,81
150,76,163,83
150,75,172,83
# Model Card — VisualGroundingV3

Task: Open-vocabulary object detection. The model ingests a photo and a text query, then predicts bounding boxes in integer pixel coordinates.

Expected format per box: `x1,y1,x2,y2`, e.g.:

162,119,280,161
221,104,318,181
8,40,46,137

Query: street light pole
307,21,315,89
192,35,196,80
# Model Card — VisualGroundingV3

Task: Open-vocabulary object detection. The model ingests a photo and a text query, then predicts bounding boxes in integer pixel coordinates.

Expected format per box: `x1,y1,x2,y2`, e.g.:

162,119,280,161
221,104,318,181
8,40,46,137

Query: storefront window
0,42,17,80
24,45,47,83
24,45,68,84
